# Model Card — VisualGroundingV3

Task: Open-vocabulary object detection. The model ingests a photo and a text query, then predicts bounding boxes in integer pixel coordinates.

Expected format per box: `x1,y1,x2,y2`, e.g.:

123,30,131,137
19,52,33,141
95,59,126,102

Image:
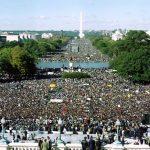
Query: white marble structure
112,30,123,41
9,143,39,150
19,32,32,40
79,12,84,38
3,34,20,42
0,144,7,150
0,32,41,42
146,30,150,36
42,33,53,39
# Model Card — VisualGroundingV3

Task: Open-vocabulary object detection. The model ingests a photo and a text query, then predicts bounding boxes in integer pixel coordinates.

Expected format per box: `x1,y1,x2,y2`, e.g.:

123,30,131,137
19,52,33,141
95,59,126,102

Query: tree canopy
0,47,36,76
0,36,70,77
91,36,115,57
11,46,36,75
110,49,150,82
0,48,14,75
92,30,150,82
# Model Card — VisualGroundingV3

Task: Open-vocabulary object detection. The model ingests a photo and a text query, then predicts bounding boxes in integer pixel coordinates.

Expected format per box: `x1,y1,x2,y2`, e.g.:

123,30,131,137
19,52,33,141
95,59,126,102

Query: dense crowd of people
0,69,149,121
40,38,109,62
0,68,150,146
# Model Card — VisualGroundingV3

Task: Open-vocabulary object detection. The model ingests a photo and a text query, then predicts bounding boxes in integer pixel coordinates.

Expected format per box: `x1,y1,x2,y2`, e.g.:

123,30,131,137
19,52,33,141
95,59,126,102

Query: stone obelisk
79,12,84,38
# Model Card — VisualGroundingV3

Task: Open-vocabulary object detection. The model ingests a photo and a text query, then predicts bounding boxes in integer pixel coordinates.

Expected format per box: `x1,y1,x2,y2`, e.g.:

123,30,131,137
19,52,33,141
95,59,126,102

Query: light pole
87,98,91,118
57,118,64,145
114,119,121,145
36,117,42,134
0,117,7,144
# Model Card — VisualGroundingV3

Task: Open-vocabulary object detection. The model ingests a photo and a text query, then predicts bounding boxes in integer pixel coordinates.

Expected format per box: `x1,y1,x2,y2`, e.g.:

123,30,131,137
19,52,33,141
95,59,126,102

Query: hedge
62,72,91,79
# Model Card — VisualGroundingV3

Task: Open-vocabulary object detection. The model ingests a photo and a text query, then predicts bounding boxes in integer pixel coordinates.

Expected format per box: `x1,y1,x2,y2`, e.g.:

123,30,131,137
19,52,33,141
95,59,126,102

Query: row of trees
0,37,70,57
91,31,150,82
0,37,70,77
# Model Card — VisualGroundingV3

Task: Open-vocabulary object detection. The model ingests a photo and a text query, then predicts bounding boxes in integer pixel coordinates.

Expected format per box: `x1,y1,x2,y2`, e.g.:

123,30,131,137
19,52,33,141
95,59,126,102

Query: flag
49,83,57,88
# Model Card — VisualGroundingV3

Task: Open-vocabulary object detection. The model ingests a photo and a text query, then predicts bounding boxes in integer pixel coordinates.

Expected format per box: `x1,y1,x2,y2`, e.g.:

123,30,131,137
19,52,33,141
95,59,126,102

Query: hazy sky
0,0,150,30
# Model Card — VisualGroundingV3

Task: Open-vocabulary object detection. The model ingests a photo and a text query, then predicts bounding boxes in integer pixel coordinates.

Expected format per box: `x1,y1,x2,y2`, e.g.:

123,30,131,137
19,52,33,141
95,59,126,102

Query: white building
19,32,31,40
0,32,42,42
42,33,53,39
146,30,150,36
31,33,41,40
3,34,20,42
0,34,30,42
112,30,123,41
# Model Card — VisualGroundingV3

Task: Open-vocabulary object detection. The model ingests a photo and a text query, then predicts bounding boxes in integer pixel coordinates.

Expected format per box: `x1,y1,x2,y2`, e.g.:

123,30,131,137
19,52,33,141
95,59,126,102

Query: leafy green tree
110,49,150,82
108,30,150,82
23,40,39,57
91,30,150,82
0,36,70,77
92,36,115,57
113,30,150,56
0,48,15,75
38,42,50,56
11,46,36,75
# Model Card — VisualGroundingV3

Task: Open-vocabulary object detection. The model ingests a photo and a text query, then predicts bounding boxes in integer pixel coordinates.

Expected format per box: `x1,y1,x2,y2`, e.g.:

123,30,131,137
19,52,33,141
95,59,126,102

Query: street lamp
0,117,7,144
57,118,64,145
114,119,121,144
36,117,42,134
87,98,92,118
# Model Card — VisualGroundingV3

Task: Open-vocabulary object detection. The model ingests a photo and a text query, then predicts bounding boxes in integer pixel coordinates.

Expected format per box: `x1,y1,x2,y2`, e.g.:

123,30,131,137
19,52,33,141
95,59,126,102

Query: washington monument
79,12,84,38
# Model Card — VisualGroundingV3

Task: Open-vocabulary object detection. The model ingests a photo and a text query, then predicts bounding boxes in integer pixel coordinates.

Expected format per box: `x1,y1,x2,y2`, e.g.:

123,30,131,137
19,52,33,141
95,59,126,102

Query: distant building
112,30,123,41
0,36,7,42
31,33,41,40
2,34,20,42
0,32,42,42
69,39,79,52
70,43,79,52
19,32,31,40
146,30,150,36
42,33,53,39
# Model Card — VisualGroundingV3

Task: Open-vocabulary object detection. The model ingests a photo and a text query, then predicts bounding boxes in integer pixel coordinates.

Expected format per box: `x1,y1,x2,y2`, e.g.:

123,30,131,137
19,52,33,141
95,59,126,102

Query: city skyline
0,0,150,31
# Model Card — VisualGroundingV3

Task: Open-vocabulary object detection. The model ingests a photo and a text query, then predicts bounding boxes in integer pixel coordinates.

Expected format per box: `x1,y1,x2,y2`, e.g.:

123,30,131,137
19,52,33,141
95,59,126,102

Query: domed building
42,33,53,39
112,30,123,41
146,30,150,36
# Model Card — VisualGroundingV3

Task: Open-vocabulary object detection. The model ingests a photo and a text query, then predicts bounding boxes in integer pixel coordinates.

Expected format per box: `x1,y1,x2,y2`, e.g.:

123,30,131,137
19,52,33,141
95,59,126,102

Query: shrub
62,72,91,79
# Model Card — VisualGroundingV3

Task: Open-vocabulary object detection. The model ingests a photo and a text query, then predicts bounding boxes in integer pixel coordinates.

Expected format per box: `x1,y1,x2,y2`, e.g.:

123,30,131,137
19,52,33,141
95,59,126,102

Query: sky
0,0,150,30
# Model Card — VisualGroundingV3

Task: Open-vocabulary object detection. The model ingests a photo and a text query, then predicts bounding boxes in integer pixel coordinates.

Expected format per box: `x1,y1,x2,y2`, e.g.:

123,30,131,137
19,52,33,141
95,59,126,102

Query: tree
23,40,39,57
0,48,15,75
109,30,150,82
92,36,115,57
110,49,150,82
113,30,150,56
38,42,49,56
11,46,36,75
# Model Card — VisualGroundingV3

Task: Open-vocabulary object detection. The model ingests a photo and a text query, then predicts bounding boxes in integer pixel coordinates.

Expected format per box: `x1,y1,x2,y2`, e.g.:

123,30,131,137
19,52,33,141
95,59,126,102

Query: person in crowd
41,139,49,150
38,138,43,150
81,137,88,150
24,130,28,140
47,136,52,150
89,136,95,150
121,136,125,146
95,137,102,150
147,137,150,147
